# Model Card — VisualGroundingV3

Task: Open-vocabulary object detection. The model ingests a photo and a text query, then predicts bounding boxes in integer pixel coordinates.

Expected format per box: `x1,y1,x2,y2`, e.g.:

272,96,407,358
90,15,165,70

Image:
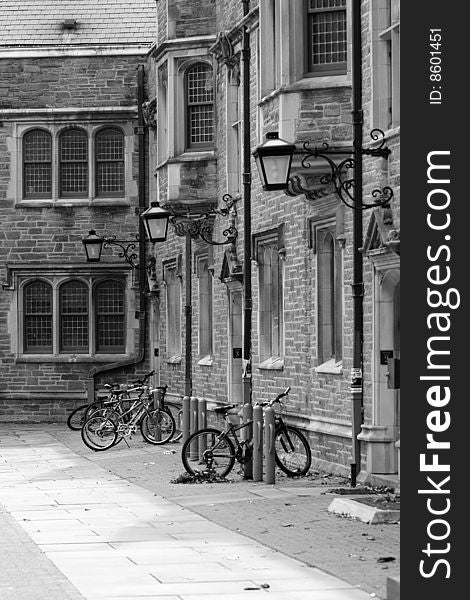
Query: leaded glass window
186,63,214,148
24,281,53,352
307,0,347,74
59,129,88,197
95,128,125,196
59,281,89,352
95,280,125,352
23,129,52,198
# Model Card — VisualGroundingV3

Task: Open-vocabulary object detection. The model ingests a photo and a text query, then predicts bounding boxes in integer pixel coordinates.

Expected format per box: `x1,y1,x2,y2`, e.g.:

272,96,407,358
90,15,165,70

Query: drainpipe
184,235,192,397
241,0,253,479
86,64,148,401
350,0,364,485
241,0,252,408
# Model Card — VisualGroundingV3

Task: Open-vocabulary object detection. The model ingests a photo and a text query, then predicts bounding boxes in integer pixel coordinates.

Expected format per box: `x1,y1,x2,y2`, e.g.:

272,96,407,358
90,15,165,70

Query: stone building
148,0,400,484
0,1,157,420
0,0,400,484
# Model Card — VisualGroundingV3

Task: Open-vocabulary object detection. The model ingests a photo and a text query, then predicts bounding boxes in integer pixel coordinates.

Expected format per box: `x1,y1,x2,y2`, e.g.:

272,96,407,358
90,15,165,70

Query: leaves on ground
170,471,229,484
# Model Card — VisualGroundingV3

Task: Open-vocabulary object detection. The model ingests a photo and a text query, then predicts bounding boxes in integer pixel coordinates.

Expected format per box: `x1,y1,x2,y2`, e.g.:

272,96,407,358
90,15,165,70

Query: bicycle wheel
274,425,311,476
67,404,90,431
81,415,118,451
165,402,183,442
181,428,235,478
140,408,175,445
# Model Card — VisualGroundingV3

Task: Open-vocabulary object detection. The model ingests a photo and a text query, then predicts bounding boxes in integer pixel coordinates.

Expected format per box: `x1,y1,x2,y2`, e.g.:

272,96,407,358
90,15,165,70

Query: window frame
94,279,126,353
253,226,286,368
23,279,53,354
196,254,214,360
94,127,125,198
18,275,127,358
22,128,53,199
59,280,90,354
164,259,182,362
310,216,344,368
305,0,348,77
371,0,400,130
58,127,89,198
184,62,215,150
17,122,130,204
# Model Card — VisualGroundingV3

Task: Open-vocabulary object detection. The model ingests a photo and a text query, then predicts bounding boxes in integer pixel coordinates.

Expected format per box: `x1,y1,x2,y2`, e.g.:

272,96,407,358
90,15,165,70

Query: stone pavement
0,425,400,599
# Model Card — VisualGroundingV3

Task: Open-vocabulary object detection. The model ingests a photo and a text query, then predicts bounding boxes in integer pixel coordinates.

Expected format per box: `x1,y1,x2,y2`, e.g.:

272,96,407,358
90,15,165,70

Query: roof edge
0,45,152,59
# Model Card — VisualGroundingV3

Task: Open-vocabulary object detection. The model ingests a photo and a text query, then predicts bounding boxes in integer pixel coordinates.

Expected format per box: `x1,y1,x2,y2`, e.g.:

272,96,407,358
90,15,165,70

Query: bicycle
67,370,155,431
151,384,183,442
181,387,312,478
81,384,175,451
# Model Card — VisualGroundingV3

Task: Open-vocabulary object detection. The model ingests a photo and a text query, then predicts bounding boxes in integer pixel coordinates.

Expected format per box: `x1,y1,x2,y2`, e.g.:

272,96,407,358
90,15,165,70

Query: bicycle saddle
213,404,238,414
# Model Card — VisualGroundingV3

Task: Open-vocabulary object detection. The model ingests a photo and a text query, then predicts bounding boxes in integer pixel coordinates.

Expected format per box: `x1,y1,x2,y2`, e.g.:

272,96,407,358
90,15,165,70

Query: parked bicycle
67,370,155,431
81,384,175,451
181,387,311,478
151,385,183,443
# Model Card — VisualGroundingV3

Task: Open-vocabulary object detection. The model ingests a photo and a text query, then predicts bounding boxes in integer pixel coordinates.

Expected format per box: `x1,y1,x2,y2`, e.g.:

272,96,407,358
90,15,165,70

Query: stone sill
167,355,182,365
259,75,350,106
197,355,214,367
16,199,131,209
257,357,284,371
16,354,131,364
315,359,343,375
156,151,216,170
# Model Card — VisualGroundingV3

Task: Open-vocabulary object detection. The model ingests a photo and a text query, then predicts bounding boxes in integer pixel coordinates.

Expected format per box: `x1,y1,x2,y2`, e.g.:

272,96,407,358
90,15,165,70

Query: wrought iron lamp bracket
294,129,393,210
102,235,156,274
164,193,239,246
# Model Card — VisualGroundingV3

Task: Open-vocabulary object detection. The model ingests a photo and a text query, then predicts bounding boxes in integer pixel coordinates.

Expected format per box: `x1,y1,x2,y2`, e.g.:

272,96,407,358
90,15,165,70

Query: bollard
252,404,263,482
242,403,253,480
190,396,199,460
264,406,276,484
182,396,190,443
198,398,207,461
153,388,162,410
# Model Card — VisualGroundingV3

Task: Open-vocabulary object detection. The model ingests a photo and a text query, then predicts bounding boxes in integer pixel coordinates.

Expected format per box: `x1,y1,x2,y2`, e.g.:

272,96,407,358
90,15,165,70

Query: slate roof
0,0,157,47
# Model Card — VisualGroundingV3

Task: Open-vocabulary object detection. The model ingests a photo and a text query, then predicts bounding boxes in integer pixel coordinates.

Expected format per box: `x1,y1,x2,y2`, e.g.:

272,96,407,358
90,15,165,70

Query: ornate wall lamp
253,130,394,210
81,203,173,273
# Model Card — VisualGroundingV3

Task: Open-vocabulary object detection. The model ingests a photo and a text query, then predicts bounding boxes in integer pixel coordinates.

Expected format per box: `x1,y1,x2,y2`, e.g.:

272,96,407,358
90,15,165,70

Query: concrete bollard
242,403,253,480
190,396,199,460
198,398,207,461
182,396,190,443
264,406,276,484
252,404,263,482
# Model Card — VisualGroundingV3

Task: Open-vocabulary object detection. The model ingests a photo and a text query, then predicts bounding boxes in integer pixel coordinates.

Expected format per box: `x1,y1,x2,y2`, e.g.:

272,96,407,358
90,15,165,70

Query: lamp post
252,5,394,486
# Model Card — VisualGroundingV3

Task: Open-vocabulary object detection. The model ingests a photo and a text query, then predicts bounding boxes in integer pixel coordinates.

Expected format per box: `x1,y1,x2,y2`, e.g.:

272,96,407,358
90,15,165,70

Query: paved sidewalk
0,425,399,599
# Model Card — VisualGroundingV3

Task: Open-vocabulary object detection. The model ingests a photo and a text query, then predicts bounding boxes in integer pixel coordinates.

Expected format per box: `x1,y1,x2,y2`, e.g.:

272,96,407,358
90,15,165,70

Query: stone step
387,574,400,600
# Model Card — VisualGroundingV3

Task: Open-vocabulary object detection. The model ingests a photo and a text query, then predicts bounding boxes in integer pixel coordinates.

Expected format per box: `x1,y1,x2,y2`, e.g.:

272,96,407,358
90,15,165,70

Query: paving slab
0,425,394,599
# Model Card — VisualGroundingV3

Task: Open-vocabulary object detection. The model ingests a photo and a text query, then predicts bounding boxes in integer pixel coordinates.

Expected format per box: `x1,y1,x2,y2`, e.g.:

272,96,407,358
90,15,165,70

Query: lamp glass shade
82,230,103,262
253,132,296,191
141,202,171,242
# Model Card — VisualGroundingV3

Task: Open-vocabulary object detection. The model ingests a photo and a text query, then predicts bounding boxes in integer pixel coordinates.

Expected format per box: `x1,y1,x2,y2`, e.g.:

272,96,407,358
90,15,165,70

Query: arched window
186,63,214,148
59,281,89,352
95,128,125,196
23,129,52,198
59,129,88,197
24,281,53,352
95,280,125,352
